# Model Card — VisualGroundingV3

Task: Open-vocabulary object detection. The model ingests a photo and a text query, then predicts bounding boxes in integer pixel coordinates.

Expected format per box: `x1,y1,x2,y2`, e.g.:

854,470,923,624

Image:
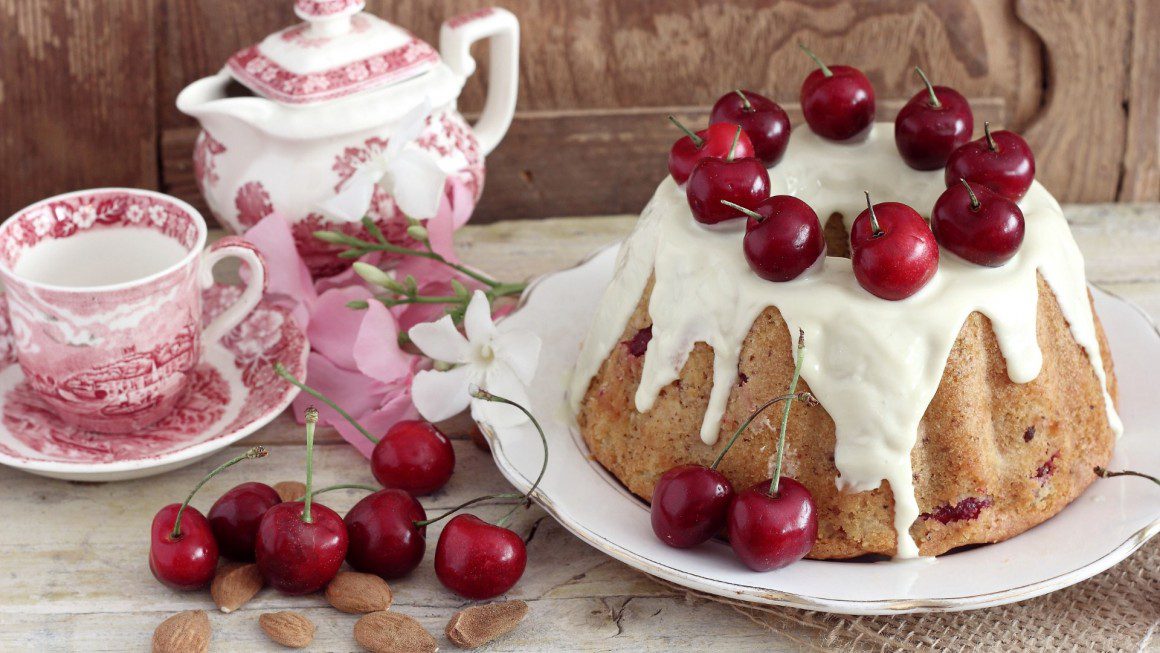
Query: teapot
177,0,518,277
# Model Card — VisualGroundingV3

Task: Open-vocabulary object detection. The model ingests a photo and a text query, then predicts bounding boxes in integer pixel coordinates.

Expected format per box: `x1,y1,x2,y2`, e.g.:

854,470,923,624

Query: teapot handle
440,8,520,156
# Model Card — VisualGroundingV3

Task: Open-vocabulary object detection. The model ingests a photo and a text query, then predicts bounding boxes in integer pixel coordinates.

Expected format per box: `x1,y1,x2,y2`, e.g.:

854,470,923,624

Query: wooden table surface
2,206,1158,652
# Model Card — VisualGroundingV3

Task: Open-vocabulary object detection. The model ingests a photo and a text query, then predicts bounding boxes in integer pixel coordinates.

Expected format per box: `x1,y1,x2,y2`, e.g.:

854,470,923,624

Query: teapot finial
294,0,365,37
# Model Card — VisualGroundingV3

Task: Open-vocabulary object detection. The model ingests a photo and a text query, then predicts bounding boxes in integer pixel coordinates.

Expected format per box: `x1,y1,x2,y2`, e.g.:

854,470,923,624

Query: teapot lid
226,0,440,105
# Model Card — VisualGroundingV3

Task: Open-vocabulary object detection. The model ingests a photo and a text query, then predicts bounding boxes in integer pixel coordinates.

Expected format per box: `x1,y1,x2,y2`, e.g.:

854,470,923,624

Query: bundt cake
569,124,1121,559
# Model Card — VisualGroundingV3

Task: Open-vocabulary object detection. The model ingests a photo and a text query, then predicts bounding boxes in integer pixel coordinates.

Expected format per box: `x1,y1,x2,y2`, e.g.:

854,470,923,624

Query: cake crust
577,275,1117,558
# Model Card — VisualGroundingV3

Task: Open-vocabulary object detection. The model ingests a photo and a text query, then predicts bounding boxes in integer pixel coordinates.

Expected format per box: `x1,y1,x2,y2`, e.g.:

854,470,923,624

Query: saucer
483,244,1160,614
0,285,308,481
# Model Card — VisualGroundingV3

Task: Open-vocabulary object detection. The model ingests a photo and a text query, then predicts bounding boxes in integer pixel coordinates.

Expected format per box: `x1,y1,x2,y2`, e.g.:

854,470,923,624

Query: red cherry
727,478,818,571
434,514,527,600
710,90,791,166
371,420,455,496
730,196,825,281
798,44,875,141
651,464,735,548
668,117,754,184
686,128,771,226
148,446,268,590
149,504,219,591
850,194,939,300
944,122,1036,201
208,481,282,561
932,179,1025,267
894,67,973,170
255,501,348,595
254,407,347,595
345,489,428,579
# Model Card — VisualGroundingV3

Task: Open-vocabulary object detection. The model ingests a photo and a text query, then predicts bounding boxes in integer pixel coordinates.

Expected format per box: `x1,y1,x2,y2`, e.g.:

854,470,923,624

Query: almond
354,611,437,653
273,480,307,502
211,562,264,613
445,600,528,649
326,571,394,614
259,611,316,649
152,610,210,653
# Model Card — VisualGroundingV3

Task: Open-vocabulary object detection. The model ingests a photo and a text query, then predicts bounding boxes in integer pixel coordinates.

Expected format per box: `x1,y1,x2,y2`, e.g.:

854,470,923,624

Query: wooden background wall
1,0,1157,224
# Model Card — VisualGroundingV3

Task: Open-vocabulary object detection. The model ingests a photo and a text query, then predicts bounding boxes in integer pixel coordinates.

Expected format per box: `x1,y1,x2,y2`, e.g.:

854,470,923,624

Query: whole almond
273,480,307,502
211,562,264,613
326,571,394,614
152,610,210,653
354,611,437,653
259,611,315,649
446,600,528,649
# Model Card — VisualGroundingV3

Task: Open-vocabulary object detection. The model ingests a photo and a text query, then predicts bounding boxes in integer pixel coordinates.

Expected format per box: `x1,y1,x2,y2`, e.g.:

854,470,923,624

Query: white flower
408,290,540,428
317,98,446,222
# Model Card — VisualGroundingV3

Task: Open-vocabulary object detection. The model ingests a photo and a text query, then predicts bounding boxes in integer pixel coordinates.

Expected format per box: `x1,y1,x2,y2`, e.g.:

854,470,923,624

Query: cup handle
199,236,268,346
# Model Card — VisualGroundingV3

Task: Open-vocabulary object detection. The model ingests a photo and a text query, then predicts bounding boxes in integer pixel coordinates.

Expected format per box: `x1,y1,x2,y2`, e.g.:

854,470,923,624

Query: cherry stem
1095,466,1160,487
770,330,807,496
727,125,743,161
668,115,704,148
734,89,752,111
411,387,551,530
711,391,816,470
960,178,980,210
302,407,318,524
171,446,268,540
913,66,941,108
798,43,832,77
864,191,883,237
412,493,525,528
720,200,762,222
274,363,379,444
302,483,381,501
984,121,997,151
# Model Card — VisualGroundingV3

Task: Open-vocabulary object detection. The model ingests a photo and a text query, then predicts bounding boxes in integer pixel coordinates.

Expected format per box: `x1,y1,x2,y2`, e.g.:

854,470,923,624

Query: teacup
0,188,267,433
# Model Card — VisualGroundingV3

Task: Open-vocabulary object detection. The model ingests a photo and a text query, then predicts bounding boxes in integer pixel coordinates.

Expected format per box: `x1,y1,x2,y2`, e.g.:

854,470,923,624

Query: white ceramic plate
483,244,1160,615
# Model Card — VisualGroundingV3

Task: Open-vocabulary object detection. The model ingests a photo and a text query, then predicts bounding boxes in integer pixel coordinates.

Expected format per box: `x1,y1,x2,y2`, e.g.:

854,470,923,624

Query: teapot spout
176,71,276,138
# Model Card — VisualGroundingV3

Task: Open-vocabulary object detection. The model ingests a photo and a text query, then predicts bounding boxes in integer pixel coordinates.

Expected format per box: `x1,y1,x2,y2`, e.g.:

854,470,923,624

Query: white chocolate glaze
568,124,1122,558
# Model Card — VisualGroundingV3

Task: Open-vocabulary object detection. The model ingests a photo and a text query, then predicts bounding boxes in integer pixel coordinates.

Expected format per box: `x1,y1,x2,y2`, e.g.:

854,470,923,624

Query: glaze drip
569,124,1121,558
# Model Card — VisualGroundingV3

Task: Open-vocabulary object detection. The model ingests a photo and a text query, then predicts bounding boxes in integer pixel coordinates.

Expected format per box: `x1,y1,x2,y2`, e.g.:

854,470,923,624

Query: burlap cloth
653,537,1159,651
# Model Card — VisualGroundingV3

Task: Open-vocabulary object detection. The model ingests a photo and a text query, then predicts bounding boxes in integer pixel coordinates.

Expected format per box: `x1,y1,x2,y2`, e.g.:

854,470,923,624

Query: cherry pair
149,446,270,590
651,332,819,572
668,118,770,226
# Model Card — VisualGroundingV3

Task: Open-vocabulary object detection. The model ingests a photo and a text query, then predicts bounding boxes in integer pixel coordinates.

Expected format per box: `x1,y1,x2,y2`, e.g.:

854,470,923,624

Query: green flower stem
273,363,379,445
770,330,808,496
316,229,502,289
710,391,815,470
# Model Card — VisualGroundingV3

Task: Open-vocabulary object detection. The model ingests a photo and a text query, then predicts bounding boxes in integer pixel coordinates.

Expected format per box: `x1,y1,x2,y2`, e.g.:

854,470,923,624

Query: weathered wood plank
1120,0,1160,201
0,0,158,219
1017,0,1132,203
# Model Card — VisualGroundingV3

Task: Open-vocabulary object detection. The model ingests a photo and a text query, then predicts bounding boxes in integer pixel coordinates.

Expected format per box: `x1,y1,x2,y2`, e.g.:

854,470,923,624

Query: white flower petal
408,315,470,363
387,98,432,159
463,290,496,344
471,361,531,427
318,165,381,222
411,366,474,422
386,149,446,219
493,329,541,384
